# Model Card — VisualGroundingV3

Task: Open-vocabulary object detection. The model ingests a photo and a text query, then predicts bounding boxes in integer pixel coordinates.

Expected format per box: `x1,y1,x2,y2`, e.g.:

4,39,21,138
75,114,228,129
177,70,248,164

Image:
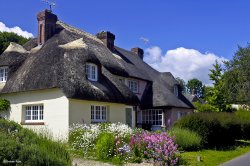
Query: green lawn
181,145,250,166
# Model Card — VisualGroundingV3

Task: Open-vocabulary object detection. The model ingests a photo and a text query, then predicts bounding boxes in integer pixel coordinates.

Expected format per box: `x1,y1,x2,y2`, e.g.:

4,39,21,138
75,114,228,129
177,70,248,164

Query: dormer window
174,85,178,97
0,67,8,82
85,63,98,81
127,79,139,93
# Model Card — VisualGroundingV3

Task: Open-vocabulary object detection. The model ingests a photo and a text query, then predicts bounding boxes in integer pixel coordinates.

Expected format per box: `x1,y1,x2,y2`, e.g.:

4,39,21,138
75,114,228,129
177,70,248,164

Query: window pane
85,64,90,79
96,106,100,119
25,106,31,120
142,109,163,126
39,106,44,120
91,66,96,79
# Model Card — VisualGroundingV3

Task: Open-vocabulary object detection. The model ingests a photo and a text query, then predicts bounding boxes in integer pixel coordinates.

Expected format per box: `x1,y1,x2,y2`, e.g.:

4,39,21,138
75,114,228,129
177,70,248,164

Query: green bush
0,119,71,165
193,102,217,112
0,98,10,113
174,112,241,148
236,109,250,139
96,132,115,160
169,127,202,151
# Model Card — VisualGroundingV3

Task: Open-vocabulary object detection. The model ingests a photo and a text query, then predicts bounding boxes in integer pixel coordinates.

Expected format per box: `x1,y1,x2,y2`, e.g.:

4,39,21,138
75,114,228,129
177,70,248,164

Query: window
127,79,138,93
174,85,178,96
142,109,163,126
25,105,44,122
177,111,187,120
0,67,8,82
85,63,98,81
91,105,107,122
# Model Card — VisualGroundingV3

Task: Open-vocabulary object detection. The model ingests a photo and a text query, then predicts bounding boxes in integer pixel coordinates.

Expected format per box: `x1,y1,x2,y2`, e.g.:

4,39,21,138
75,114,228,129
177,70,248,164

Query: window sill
91,121,107,124
21,122,45,125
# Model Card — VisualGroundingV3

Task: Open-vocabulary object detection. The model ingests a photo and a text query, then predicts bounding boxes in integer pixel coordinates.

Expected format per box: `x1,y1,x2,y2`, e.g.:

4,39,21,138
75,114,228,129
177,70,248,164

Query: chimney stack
131,47,144,59
96,31,115,52
37,9,58,45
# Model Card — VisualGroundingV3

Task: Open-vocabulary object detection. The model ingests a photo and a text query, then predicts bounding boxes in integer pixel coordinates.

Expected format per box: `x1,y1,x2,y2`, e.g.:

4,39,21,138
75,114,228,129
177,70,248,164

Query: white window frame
174,85,178,97
91,105,107,123
85,63,98,81
24,105,44,123
127,79,139,93
142,109,163,126
0,67,8,82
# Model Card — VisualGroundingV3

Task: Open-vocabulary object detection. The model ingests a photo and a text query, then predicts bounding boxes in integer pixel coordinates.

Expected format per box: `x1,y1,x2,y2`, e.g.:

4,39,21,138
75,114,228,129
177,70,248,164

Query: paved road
221,152,250,166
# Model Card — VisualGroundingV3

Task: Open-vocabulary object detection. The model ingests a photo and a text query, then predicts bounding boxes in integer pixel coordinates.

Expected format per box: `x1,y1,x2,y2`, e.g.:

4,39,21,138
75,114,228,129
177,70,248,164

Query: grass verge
181,145,250,166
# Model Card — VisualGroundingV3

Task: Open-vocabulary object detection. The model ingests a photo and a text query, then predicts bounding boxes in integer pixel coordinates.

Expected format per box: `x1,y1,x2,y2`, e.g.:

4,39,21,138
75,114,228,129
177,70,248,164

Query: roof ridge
57,21,103,45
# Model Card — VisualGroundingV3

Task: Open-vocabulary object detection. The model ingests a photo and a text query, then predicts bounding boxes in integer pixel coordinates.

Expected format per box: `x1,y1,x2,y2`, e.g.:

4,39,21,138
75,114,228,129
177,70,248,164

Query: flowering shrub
69,123,179,165
96,132,115,160
69,123,101,156
130,131,179,165
69,123,133,157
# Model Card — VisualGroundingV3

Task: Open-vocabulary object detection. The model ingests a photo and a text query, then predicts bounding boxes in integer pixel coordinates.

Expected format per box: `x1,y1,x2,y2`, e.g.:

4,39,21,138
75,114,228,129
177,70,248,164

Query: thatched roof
115,47,194,109
0,20,193,109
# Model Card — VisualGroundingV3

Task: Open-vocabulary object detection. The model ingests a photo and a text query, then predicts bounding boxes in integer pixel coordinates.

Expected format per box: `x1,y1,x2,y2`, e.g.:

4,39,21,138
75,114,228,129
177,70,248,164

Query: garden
68,109,250,166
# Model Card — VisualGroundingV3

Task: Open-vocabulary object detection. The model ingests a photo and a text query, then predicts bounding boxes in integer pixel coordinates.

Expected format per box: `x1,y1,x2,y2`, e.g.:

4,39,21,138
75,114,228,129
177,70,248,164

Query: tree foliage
207,61,228,111
0,98,10,113
0,32,29,54
176,77,186,94
186,78,204,98
223,44,250,105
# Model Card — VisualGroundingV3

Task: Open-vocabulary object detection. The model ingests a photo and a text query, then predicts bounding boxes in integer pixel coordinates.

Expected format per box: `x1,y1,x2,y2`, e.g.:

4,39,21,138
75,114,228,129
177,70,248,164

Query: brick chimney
37,9,58,45
96,31,115,52
131,47,144,59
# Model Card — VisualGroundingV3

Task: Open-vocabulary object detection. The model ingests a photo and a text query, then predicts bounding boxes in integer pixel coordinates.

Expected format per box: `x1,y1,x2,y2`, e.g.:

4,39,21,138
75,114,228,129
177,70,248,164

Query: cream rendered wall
0,82,5,91
69,99,132,126
0,88,69,140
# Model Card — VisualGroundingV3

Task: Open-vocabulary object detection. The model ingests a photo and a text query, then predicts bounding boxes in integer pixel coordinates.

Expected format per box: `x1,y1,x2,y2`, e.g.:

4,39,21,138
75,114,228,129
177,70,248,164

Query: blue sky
0,0,249,84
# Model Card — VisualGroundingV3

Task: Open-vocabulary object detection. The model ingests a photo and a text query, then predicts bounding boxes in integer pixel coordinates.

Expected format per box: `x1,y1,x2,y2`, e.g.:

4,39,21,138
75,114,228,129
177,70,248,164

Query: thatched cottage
0,10,193,139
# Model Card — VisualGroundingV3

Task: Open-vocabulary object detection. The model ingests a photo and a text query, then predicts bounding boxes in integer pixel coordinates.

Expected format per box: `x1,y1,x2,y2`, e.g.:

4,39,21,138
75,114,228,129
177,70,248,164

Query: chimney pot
96,31,115,52
37,9,58,45
131,47,144,59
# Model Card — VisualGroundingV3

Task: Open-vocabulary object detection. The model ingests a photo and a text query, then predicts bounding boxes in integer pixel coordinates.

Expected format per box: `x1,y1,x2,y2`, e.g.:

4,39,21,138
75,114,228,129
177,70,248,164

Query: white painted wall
0,88,69,140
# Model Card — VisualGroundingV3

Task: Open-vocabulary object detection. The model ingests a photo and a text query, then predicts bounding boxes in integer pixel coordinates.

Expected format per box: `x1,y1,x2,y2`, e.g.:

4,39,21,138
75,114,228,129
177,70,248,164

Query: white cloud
144,46,227,85
0,22,33,38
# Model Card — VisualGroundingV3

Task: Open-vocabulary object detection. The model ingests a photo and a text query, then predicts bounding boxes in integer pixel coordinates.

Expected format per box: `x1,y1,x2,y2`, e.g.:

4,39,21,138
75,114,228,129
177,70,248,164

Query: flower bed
69,123,179,165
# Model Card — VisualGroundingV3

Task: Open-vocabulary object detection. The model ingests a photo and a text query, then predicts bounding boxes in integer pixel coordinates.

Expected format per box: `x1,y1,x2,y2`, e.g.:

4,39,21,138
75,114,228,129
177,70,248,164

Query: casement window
174,85,178,97
142,109,163,126
91,105,107,122
177,111,187,120
0,67,8,82
25,105,44,122
85,63,98,81
127,79,139,93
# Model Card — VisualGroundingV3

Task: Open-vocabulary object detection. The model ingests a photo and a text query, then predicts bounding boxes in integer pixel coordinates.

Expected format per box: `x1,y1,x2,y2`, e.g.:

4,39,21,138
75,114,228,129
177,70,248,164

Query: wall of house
69,99,135,127
0,82,5,91
116,76,148,100
0,88,69,140
165,108,193,129
137,80,147,100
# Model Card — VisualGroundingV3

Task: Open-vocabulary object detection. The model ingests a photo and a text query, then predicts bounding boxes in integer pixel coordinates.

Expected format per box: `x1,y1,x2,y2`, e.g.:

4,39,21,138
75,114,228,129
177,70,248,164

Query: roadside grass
181,144,250,166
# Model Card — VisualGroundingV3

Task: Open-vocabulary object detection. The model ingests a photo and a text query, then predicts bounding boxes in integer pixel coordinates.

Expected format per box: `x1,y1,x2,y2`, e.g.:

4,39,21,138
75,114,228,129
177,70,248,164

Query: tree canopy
186,78,204,98
0,32,30,54
176,77,186,94
223,44,250,105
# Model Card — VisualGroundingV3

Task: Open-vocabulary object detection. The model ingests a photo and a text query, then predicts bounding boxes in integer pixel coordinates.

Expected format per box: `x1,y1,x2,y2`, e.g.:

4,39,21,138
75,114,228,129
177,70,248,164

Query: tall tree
186,78,204,98
207,60,228,111
0,32,29,54
224,45,250,105
176,77,186,94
